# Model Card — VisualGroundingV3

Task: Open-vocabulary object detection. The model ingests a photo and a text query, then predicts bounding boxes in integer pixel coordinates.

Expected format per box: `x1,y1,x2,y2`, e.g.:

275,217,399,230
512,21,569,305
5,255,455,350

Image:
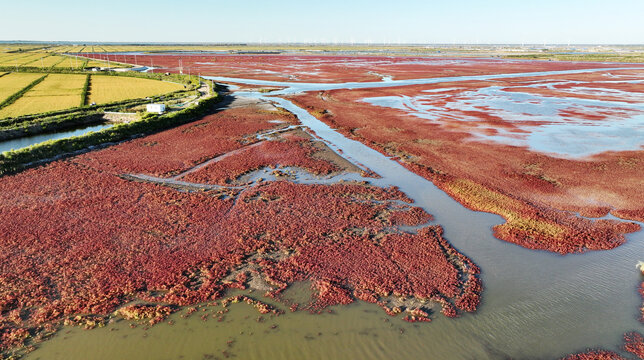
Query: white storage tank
146,103,166,114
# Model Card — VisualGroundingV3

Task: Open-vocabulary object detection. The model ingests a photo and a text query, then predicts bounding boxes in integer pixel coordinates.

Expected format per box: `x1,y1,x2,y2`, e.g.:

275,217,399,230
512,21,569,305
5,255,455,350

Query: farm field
0,44,44,53
86,75,184,104
0,53,37,67
52,56,87,69
22,54,66,68
0,72,44,103
0,74,86,118
0,54,642,359
83,59,129,68
0,73,188,119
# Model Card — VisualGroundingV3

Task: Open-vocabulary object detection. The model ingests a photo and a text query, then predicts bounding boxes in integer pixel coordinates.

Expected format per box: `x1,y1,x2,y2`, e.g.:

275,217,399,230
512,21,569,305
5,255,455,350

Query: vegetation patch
0,74,84,118
86,75,184,105
0,73,46,109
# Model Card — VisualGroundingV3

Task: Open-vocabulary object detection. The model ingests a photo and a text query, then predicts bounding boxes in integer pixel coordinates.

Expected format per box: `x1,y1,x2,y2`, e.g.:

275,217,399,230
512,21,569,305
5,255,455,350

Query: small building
146,104,166,114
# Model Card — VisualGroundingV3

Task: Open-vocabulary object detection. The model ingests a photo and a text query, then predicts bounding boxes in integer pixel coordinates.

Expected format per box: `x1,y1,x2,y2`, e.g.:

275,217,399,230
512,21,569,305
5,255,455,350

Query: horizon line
1,40,644,47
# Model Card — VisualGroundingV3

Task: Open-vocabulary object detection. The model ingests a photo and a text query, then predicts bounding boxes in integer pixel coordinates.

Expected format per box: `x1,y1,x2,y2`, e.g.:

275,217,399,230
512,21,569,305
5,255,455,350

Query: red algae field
4,55,644,359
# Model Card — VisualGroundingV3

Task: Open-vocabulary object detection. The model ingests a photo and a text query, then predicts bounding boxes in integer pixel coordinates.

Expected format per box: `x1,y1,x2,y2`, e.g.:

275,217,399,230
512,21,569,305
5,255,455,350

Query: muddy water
26,70,644,359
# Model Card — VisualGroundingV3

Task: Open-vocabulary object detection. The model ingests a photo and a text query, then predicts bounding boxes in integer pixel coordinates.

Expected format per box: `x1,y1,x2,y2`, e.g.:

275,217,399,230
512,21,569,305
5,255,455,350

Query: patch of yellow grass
0,73,44,103
444,178,567,238
87,75,184,104
52,56,85,69
23,55,66,68
0,54,31,66
82,59,129,68
0,74,85,118
0,54,51,67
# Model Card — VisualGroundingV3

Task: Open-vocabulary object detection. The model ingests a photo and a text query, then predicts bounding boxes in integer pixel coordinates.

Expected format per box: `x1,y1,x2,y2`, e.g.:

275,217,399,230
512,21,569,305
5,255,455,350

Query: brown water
24,72,644,359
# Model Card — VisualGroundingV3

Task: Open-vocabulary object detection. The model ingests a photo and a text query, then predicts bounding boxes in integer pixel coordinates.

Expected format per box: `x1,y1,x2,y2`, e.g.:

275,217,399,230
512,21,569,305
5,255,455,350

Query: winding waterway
26,68,644,360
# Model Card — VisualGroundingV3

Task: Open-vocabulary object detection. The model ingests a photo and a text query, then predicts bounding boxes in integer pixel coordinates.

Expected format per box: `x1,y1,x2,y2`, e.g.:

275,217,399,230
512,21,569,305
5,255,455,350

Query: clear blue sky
1,0,643,44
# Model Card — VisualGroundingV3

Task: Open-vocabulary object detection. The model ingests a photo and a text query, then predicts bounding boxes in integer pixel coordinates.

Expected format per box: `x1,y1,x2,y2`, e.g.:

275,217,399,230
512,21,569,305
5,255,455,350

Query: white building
146,104,166,114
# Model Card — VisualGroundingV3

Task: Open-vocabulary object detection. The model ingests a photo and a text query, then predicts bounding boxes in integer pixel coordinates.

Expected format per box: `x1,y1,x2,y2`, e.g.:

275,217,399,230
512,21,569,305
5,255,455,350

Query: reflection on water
0,123,113,154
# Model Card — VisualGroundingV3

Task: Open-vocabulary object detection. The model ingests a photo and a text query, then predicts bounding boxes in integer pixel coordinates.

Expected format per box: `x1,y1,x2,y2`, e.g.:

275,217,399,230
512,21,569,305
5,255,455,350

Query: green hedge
0,111,105,141
0,93,222,175
80,74,90,107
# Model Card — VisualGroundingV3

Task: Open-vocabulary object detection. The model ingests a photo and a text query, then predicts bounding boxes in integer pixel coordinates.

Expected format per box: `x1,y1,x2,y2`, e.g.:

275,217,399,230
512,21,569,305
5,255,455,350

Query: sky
1,0,643,44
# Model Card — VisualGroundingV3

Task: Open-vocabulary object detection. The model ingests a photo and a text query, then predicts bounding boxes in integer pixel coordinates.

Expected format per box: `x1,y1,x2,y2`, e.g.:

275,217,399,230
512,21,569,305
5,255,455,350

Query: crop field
54,46,85,53
0,54,20,62
0,53,52,67
0,44,44,53
0,54,34,67
51,56,87,69
0,72,187,119
22,55,66,68
83,59,129,68
86,75,184,104
0,72,44,103
0,74,86,118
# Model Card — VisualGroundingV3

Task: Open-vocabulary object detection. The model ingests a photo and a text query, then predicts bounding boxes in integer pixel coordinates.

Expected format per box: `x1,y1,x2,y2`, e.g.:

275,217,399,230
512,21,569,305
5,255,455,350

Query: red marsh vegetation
288,69,644,254
78,54,635,83
562,332,644,360
0,102,479,356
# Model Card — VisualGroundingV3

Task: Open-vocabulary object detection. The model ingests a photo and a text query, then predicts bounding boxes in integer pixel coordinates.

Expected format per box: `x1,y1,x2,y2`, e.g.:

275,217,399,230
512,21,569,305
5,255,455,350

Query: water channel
0,123,113,154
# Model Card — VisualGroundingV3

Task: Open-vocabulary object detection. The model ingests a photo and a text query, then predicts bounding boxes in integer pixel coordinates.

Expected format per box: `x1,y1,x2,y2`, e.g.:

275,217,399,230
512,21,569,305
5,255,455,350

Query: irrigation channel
26,69,644,360
0,123,114,154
